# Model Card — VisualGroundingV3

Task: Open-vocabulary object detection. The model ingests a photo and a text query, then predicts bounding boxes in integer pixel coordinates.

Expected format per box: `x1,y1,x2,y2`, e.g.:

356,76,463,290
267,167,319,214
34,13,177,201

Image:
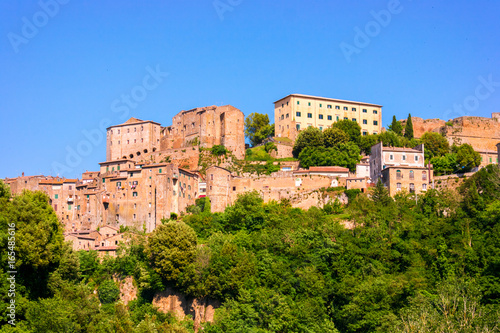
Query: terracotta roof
382,147,421,153
99,159,134,165
296,166,350,173
106,118,161,129
273,94,382,107
101,225,120,232
96,246,118,251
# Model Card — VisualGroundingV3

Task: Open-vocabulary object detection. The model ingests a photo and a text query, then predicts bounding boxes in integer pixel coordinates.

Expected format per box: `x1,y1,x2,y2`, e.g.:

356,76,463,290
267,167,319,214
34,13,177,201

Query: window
297,101,300,105
286,113,289,118
344,117,348,120
86,195,89,198
409,170,414,179
409,183,415,193
319,103,322,107
211,174,213,180
335,105,340,110
396,170,402,179
296,112,301,117
159,168,162,173
68,205,72,210
403,155,406,161
117,182,121,187
363,119,367,124
336,116,339,121
133,192,138,197
307,113,312,118
352,107,356,111
54,204,57,211
308,102,311,106
373,120,378,125
363,109,367,113
117,166,120,171
327,105,332,109
281,115,284,120
415,155,419,162
106,166,109,172
188,185,191,190
319,127,323,131
327,115,332,121
397,183,402,190
373,110,378,114
390,154,394,160
233,186,236,191
55,194,58,199
422,171,427,180
319,114,323,119
296,124,300,130
343,106,348,110
422,183,427,190
352,118,356,122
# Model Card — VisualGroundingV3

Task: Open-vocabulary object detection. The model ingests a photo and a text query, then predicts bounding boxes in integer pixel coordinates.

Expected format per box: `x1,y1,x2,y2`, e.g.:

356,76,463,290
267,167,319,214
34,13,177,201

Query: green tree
0,190,64,299
292,126,324,158
323,127,349,148
455,143,481,172
359,134,379,155
298,142,360,171
371,180,392,206
98,280,120,304
245,113,274,146
388,115,403,136
378,131,403,147
331,119,362,144
420,132,449,160
147,222,197,282
404,113,414,139
264,142,277,153
430,153,457,176
211,145,228,156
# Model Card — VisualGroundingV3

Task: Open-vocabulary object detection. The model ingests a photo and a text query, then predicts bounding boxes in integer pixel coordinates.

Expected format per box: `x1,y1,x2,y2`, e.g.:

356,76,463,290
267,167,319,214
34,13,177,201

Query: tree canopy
244,113,275,147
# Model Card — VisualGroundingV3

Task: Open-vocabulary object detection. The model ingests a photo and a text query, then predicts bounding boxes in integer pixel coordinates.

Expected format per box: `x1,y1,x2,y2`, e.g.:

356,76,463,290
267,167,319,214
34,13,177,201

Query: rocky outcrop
153,288,220,330
116,276,138,305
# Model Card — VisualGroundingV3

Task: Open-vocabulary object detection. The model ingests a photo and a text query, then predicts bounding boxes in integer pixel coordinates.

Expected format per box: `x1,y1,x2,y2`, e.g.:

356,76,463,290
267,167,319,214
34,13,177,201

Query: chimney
22,172,24,177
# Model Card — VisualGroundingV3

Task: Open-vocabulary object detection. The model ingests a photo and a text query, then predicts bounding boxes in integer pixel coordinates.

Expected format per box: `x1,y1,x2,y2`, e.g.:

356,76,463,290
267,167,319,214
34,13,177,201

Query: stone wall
269,143,294,159
441,116,500,152
400,117,445,138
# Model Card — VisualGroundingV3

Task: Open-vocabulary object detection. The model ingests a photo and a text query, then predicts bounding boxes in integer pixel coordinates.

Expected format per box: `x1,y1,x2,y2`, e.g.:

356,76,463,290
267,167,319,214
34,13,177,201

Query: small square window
296,124,300,130
335,105,340,110
373,110,378,114
352,118,356,122
327,115,332,121
319,114,323,119
327,105,332,109
297,101,300,105
363,119,367,124
308,102,311,106
307,113,312,118
373,120,378,125
352,107,356,111
363,109,367,113
296,112,301,117
319,104,322,107
343,107,348,110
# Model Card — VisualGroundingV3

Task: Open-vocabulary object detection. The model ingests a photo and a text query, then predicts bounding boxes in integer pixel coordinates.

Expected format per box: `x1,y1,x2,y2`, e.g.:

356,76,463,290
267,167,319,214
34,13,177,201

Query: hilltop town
5,93,500,254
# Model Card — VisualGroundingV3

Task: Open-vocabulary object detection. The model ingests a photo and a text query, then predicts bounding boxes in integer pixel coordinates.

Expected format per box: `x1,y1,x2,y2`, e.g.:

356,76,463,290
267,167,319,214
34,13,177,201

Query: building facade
160,105,245,159
106,118,162,161
370,142,432,196
274,94,382,141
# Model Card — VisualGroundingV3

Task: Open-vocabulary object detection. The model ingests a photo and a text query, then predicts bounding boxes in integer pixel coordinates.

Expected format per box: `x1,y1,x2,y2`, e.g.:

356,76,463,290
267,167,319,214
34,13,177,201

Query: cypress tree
389,115,403,136
404,113,414,139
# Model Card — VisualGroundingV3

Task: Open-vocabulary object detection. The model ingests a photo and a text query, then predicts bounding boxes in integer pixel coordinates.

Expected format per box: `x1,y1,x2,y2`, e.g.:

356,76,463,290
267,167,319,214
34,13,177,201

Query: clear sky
1,0,499,179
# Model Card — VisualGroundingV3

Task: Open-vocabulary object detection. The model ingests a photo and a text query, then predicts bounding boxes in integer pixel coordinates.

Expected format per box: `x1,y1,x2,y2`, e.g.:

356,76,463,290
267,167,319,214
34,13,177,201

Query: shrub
98,280,120,304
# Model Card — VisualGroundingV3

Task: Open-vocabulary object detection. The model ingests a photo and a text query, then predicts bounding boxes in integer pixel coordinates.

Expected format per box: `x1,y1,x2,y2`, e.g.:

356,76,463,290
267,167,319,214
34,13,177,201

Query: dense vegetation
2,165,500,332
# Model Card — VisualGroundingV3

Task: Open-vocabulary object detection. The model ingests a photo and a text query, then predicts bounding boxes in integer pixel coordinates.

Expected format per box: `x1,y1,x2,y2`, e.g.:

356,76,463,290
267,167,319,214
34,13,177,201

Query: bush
98,280,120,304
211,145,228,156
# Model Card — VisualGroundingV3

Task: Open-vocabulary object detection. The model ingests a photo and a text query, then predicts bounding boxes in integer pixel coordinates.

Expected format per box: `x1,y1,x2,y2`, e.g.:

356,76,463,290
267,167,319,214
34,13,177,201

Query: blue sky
1,0,499,178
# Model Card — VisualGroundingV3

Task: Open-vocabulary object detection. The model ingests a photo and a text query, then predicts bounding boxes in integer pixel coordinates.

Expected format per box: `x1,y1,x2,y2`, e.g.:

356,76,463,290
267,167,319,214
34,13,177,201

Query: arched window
396,170,402,179
409,170,414,180
422,171,427,180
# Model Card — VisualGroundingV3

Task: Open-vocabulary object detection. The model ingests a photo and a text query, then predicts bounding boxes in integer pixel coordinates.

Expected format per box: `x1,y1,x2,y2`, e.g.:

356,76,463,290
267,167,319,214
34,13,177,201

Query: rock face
153,288,220,330
117,276,138,305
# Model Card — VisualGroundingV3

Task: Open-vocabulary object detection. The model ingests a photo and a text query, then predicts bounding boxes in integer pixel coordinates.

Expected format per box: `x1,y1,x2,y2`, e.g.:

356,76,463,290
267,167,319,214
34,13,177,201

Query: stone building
370,142,433,196
106,118,162,161
401,113,500,153
160,105,245,159
274,94,382,141
206,166,347,213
